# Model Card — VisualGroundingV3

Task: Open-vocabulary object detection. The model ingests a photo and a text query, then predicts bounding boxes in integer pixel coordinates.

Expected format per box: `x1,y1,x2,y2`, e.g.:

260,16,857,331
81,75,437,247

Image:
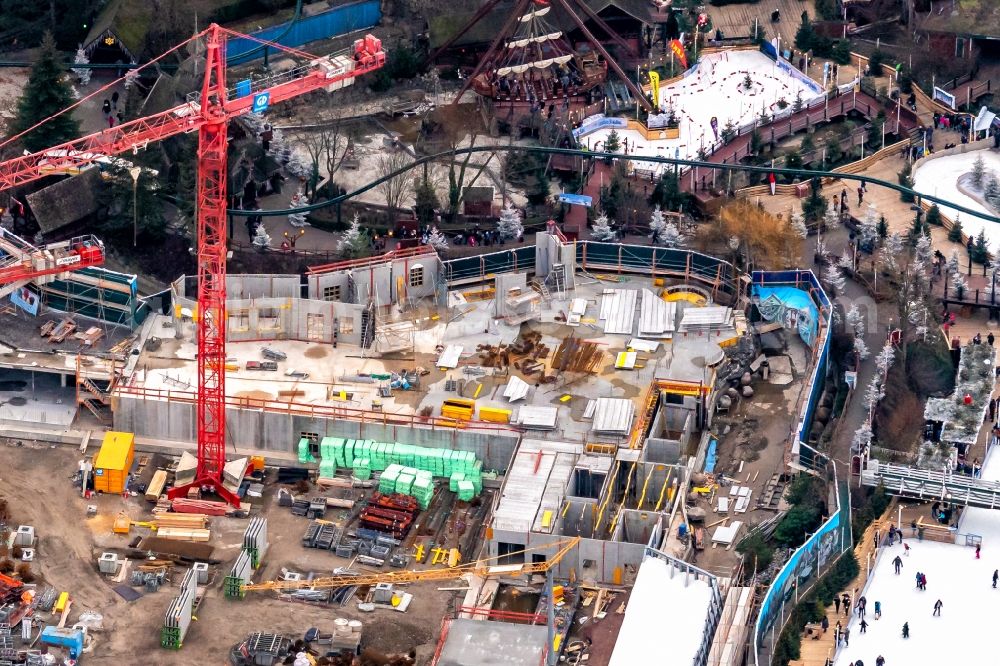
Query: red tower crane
0,24,386,505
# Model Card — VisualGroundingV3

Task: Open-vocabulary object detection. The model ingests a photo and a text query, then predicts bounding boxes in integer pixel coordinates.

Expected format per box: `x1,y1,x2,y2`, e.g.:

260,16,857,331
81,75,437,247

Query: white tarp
975,105,996,132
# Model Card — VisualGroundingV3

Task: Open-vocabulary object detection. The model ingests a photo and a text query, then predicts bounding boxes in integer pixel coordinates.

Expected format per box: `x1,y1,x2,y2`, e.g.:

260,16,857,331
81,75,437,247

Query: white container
348,620,362,634
334,618,350,636
192,562,209,584
98,552,119,574
15,525,34,547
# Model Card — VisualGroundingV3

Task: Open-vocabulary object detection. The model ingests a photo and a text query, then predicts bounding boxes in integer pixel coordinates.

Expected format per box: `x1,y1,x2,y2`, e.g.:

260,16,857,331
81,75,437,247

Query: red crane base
167,476,241,506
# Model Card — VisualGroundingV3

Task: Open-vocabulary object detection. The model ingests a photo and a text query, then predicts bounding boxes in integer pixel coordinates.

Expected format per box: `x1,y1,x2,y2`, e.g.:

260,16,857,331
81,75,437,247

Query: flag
669,39,687,70
648,70,660,106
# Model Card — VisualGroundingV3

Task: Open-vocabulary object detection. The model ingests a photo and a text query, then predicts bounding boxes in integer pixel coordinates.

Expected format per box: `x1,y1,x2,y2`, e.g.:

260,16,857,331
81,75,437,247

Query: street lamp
128,166,142,247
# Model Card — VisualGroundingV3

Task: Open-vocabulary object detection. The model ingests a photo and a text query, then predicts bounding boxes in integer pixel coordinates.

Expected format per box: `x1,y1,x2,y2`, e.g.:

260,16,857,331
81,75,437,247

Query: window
409,264,424,288
258,306,280,331
323,285,342,301
956,38,966,58
307,313,324,341
229,309,249,332
339,318,354,335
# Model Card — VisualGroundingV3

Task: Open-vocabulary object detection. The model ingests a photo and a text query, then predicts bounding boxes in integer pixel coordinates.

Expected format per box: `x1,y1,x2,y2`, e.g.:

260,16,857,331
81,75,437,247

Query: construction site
0,5,841,666
0,213,830,665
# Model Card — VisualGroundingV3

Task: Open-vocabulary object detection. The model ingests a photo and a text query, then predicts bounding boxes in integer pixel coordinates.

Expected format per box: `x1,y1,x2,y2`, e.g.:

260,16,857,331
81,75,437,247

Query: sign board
10,285,39,316
933,86,956,110
975,106,997,132
571,114,628,140
252,91,270,114
235,79,252,98
557,193,592,207
55,255,82,267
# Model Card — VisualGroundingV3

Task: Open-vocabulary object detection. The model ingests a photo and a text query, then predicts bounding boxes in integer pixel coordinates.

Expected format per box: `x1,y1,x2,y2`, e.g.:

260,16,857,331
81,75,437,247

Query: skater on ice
933,599,943,616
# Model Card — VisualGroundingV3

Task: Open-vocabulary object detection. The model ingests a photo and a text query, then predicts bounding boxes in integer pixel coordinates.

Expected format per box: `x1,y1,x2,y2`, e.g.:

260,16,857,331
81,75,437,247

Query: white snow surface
913,149,1000,249
609,555,714,666
834,443,1000,666
585,50,823,172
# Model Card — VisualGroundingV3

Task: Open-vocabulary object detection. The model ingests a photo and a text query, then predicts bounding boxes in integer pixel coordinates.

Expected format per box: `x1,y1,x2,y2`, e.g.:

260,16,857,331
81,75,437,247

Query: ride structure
0,24,386,505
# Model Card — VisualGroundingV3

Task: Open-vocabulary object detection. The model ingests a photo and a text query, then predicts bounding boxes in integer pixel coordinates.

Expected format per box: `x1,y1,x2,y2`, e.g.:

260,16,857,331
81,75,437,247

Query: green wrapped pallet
456,480,475,502
344,439,356,467
396,473,415,495
297,438,315,464
449,471,465,492
352,457,372,481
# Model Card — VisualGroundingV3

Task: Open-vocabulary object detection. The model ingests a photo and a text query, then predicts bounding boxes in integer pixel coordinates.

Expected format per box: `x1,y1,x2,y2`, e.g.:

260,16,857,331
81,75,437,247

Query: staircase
81,398,111,424
530,280,551,303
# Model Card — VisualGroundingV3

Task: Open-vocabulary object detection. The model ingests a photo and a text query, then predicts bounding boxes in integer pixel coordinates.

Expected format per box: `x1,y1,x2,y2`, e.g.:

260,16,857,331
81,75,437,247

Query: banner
10,285,39,316
933,86,957,110
648,70,660,107
572,114,627,140
557,193,592,207
669,39,687,70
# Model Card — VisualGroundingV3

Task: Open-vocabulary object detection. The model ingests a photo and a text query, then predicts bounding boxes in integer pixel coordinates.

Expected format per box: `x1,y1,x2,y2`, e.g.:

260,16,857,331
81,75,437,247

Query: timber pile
552,337,602,374
171,498,230,516
157,527,211,542
477,331,549,370
153,514,209,530
42,317,76,343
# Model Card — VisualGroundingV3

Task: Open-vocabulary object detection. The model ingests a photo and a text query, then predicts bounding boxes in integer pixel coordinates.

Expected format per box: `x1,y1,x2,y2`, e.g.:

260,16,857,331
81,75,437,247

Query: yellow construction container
441,398,475,420
478,406,512,424
54,592,69,614
93,432,135,494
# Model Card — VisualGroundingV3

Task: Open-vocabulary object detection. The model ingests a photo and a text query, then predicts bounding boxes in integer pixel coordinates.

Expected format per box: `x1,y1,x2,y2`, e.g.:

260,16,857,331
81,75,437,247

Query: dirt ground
0,441,461,664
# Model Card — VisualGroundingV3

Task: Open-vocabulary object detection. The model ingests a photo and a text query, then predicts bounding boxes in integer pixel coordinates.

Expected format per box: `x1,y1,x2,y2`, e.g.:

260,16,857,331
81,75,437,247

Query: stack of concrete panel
161,567,197,649
242,517,268,569
223,550,253,599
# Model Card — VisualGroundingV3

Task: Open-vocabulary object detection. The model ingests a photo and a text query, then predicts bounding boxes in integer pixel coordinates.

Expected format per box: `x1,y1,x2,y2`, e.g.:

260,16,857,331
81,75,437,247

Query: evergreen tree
337,213,369,258
12,32,80,153
947,216,964,243
792,90,804,113
650,169,687,211
877,214,888,240
951,270,968,300
823,202,840,231
909,211,925,245
721,119,736,144
854,337,871,361
947,250,961,275
413,177,440,227
802,178,827,223
898,161,914,203
426,226,450,252
497,204,524,241
590,211,617,242
795,13,815,52
859,204,879,247
985,175,1000,208
287,188,310,227
845,303,865,338
880,232,904,274
971,155,986,190
972,229,990,264
602,130,621,164
823,263,846,296
71,45,90,87
252,222,271,251
925,204,942,227
790,211,808,239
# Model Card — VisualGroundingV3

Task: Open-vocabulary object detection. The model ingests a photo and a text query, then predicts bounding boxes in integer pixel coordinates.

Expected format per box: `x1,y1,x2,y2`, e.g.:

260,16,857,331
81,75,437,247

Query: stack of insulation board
456,480,476,502
374,465,435,509
352,458,372,480
410,470,434,509
379,464,402,494
298,438,315,464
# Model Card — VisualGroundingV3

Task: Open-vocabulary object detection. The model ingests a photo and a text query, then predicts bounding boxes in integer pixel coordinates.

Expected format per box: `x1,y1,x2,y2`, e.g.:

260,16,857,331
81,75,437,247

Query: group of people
100,91,124,128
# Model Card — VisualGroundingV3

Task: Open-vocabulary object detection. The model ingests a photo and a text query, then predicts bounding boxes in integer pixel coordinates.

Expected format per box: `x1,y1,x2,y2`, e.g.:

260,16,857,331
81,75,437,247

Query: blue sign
558,193,593,207
235,79,252,98
252,92,270,113
10,285,39,316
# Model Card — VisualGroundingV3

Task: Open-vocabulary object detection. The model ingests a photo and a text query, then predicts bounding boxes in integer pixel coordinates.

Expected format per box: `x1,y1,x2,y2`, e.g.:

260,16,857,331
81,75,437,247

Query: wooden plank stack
153,514,209,530
157,527,211,542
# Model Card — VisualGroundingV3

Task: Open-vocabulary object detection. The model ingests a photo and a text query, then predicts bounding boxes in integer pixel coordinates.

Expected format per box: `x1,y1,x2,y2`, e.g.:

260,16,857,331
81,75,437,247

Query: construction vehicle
0,25,387,506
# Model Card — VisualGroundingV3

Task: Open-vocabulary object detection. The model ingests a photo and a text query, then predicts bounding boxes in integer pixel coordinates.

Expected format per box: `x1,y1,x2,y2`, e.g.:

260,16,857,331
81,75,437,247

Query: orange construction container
93,432,135,494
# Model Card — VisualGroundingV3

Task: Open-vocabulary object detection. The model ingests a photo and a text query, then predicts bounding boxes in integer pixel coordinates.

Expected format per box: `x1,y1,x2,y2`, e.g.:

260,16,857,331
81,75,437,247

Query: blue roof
754,285,816,313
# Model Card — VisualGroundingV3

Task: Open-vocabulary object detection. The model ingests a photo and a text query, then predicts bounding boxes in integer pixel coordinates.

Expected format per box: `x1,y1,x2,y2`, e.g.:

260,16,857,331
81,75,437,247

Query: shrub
15,563,34,583
947,216,964,243
869,50,888,76
925,204,942,226
898,162,915,202
0,559,13,574
736,530,775,570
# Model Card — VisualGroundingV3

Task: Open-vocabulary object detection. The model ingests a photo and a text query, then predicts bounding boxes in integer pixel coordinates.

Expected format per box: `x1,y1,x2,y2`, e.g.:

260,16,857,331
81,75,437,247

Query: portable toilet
93,432,135,494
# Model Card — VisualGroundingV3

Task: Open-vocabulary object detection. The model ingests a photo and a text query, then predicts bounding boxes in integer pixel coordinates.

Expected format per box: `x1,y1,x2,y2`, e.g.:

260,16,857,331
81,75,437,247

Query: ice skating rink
585,50,824,170
912,149,1000,247
834,445,1000,665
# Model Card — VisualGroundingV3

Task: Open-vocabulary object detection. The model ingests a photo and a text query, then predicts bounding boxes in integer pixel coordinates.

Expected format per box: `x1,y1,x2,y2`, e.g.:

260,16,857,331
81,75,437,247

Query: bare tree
294,115,349,198
376,150,412,218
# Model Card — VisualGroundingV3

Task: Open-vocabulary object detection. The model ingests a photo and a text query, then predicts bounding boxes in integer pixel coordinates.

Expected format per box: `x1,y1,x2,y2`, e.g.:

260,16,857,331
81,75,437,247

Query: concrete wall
226,275,301,299
307,257,441,306
113,395,521,471
226,297,365,346
487,527,647,584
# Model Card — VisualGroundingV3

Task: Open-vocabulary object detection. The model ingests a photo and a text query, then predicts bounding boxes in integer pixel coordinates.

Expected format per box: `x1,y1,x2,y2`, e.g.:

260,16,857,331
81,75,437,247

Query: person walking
101,98,111,116
902,621,910,638
821,615,829,633
834,594,841,614
858,596,866,618
843,626,850,647
874,600,881,619
876,657,885,666
904,542,911,556
915,572,922,589
111,90,120,110
874,531,880,550
857,185,864,206
842,593,851,617
893,555,903,573
860,618,868,634
976,543,981,559
993,569,998,588
933,599,943,616
768,171,776,196
921,573,927,590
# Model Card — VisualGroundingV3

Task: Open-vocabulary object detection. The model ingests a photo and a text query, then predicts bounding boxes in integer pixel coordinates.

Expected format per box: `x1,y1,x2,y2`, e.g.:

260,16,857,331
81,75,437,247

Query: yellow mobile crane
240,536,581,666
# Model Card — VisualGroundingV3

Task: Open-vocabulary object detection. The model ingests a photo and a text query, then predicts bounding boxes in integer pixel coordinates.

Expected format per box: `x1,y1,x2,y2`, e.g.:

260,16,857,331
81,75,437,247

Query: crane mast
0,24,386,506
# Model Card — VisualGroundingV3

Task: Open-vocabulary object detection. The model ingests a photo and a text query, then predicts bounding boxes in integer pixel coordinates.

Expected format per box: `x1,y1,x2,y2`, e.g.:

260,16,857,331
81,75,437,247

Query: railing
861,460,1000,509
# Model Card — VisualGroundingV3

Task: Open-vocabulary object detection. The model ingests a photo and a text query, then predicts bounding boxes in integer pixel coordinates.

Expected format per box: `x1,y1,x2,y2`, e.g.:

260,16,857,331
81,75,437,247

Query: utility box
93,432,135,494
98,552,120,575
14,525,34,546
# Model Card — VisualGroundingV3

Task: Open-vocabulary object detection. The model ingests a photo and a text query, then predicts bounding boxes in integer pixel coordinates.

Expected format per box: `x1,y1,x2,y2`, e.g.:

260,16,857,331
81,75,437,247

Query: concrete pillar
61,373,68,388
